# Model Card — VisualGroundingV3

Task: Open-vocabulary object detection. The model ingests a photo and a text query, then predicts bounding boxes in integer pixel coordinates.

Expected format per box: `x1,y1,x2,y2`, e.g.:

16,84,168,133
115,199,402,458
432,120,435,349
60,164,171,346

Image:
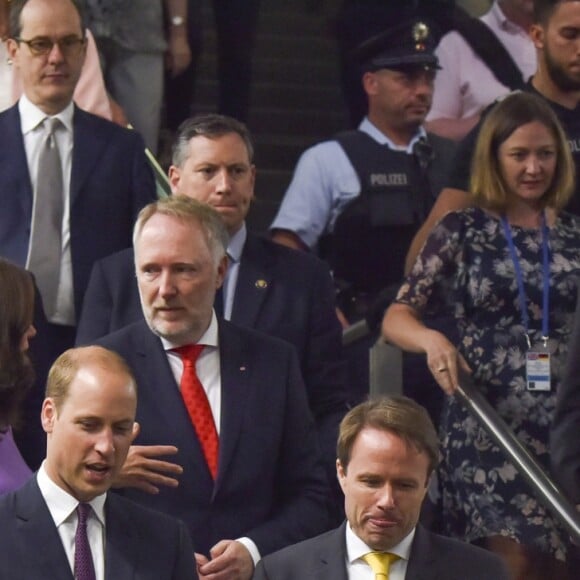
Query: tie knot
77,502,92,525
43,117,61,135
173,344,204,366
362,552,399,578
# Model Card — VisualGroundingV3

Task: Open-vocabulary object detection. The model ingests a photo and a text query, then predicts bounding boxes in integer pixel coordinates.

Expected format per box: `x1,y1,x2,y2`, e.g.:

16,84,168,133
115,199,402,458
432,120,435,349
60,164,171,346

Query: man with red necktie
96,196,331,580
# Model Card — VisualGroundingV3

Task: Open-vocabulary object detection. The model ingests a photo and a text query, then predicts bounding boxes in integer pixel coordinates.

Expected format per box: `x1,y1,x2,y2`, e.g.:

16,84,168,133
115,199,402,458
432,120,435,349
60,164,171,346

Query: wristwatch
171,15,185,26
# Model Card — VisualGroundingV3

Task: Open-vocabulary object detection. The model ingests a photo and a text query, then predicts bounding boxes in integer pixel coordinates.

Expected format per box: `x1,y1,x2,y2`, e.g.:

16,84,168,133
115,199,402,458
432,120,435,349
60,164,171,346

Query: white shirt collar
345,521,415,565
160,309,220,351
18,94,75,135
359,117,426,154
37,461,106,527
227,222,247,263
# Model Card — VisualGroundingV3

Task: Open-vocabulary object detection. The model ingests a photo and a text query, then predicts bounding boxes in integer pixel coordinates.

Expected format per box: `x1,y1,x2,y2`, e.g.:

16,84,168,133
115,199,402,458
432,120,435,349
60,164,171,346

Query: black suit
252,521,510,580
0,477,197,580
96,319,331,557
77,233,347,484
551,279,580,503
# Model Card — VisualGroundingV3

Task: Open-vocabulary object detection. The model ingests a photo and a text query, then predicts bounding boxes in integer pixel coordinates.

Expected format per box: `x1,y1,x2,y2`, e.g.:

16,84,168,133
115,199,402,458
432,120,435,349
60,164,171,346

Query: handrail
455,378,580,544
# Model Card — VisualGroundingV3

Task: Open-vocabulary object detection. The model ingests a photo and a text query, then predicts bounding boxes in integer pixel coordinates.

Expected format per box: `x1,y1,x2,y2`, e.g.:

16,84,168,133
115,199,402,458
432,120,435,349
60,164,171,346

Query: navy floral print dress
396,207,580,560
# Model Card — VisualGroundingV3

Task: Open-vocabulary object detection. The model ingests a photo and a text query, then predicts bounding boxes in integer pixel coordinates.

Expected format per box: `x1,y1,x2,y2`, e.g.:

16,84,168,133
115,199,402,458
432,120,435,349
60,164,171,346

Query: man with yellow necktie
253,396,510,579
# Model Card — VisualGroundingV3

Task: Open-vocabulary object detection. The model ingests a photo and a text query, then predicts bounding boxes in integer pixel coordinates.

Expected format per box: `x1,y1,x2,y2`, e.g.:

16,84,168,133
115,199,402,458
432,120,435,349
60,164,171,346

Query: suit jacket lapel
405,525,437,580
213,320,251,496
131,322,213,484
230,234,272,328
14,478,74,579
0,106,34,232
311,522,350,579
70,107,109,206
104,495,136,580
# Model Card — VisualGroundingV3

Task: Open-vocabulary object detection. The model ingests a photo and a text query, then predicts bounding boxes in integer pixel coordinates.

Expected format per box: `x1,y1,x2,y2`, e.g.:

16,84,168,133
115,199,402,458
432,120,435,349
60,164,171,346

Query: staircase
195,0,349,233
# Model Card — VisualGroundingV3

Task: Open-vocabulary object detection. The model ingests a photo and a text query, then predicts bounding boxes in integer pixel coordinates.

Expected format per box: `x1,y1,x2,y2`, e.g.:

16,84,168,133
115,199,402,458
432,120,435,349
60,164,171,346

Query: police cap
355,19,441,73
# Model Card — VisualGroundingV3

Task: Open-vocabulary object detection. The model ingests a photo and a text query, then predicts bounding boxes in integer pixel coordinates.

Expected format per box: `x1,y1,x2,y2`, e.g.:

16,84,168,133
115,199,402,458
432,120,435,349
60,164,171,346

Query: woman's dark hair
0,259,35,432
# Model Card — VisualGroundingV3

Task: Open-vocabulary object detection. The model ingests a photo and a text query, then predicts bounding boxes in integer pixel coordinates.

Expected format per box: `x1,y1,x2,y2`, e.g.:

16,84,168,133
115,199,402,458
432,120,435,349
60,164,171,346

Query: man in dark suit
0,345,196,580
551,282,580,506
97,196,331,580
77,114,347,514
253,396,510,580
3,0,155,471
1,0,155,344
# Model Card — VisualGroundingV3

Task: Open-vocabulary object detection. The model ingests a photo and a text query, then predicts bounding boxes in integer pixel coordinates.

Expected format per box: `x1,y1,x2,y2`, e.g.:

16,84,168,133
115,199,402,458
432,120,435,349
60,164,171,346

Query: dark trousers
165,0,261,129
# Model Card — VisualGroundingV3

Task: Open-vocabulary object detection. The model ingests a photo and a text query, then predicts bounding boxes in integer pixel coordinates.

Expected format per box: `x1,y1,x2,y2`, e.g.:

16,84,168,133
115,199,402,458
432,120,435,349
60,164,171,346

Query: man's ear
336,459,347,492
131,422,140,444
41,398,57,434
529,24,545,50
168,165,181,194
362,71,378,97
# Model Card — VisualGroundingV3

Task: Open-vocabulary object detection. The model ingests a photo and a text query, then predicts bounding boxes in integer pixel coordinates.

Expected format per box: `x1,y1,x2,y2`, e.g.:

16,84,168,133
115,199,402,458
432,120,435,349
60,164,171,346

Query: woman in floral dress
382,92,579,579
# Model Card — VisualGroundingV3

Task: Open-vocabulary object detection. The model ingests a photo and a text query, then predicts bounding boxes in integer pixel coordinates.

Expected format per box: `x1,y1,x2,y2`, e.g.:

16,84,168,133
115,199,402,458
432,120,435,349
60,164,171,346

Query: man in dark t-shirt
405,0,580,271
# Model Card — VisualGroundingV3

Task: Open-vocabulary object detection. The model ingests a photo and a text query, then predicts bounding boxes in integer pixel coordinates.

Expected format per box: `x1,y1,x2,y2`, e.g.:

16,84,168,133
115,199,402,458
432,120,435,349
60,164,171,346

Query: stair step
254,168,293,204
248,106,347,138
195,79,345,114
198,54,340,85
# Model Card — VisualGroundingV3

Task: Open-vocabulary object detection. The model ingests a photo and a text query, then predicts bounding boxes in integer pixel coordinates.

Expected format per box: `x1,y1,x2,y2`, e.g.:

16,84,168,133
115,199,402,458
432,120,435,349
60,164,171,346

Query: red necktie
173,345,219,479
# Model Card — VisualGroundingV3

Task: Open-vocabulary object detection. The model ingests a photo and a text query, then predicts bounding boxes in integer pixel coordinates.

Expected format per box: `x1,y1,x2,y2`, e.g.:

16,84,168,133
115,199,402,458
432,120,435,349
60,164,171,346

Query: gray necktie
28,117,64,320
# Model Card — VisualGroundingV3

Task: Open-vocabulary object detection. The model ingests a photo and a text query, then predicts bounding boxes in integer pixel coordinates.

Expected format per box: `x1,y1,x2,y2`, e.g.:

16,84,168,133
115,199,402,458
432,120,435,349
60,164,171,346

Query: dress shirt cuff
236,537,261,567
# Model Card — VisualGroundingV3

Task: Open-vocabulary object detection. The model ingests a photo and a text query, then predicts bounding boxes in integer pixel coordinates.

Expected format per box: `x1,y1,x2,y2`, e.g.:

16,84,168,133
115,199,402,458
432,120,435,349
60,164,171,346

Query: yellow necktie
362,552,400,579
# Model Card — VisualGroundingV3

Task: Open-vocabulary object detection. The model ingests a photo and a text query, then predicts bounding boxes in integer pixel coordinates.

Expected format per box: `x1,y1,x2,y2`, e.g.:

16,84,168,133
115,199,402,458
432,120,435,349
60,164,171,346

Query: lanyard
501,213,550,349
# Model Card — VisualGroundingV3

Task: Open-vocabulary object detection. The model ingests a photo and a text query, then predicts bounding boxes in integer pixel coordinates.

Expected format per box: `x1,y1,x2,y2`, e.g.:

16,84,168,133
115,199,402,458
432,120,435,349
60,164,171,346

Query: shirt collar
490,0,525,34
345,521,415,564
19,94,75,135
359,117,426,153
227,222,246,263
37,461,107,527
160,309,220,351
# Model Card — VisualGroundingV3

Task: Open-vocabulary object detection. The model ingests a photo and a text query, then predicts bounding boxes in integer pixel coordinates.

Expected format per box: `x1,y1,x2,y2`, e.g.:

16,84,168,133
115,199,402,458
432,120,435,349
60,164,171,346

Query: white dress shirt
161,311,261,565
37,462,106,580
20,95,76,325
345,523,414,580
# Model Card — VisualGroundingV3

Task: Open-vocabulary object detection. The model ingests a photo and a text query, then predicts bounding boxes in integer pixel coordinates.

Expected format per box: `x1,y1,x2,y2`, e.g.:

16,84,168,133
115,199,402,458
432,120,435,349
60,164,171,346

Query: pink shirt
428,1,536,121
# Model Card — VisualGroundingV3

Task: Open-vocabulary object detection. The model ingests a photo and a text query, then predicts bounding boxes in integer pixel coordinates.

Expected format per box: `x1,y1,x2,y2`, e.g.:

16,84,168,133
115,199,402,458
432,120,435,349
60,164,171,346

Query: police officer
271,19,457,412
271,19,456,323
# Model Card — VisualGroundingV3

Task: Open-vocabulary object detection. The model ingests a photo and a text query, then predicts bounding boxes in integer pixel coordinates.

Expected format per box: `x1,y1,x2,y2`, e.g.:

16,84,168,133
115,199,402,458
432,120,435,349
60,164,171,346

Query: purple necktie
75,503,96,580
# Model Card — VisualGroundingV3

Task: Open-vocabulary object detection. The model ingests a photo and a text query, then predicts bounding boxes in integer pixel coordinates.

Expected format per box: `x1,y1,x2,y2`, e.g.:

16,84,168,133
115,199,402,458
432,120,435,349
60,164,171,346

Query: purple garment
0,426,32,495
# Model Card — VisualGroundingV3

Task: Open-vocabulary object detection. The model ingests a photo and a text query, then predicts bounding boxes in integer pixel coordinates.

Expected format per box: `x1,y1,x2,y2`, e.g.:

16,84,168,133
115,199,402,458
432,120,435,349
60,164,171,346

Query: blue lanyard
501,213,550,349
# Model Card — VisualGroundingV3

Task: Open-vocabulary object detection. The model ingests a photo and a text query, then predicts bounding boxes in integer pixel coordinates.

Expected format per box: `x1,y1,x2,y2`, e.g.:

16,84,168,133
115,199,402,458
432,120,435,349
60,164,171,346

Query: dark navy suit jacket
96,319,332,557
551,279,580,503
77,233,347,464
0,477,197,580
0,103,156,317
252,521,510,580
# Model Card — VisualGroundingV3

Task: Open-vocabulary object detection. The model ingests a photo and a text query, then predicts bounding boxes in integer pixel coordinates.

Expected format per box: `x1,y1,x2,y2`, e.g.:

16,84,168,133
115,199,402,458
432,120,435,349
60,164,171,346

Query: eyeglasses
14,36,87,57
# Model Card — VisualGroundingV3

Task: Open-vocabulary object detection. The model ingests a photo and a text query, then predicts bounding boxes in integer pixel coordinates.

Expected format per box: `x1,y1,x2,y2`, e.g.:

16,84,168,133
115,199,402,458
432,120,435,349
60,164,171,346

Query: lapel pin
255,279,268,289
240,366,246,372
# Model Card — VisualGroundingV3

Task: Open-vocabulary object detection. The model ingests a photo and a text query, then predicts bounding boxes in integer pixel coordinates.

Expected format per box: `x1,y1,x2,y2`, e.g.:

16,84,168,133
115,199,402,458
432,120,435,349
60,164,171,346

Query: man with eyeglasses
0,0,156,467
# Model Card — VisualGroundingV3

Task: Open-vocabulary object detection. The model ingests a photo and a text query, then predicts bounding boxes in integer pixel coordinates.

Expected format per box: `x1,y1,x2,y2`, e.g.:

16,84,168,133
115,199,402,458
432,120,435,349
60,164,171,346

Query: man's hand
166,29,191,77
196,540,254,580
114,438,183,493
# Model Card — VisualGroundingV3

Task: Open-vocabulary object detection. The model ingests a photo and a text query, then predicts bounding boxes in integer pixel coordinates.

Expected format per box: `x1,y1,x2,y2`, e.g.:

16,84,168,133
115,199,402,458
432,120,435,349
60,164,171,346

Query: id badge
526,349,551,391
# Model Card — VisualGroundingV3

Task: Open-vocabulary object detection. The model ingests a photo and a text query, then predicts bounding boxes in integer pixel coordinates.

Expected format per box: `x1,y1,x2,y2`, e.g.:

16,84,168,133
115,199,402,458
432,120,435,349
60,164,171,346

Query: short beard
544,44,580,93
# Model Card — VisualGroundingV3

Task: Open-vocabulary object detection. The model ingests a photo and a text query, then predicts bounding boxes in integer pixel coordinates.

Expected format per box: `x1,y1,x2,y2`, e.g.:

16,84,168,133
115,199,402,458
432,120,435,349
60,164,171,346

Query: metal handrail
455,378,580,544
347,323,580,543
